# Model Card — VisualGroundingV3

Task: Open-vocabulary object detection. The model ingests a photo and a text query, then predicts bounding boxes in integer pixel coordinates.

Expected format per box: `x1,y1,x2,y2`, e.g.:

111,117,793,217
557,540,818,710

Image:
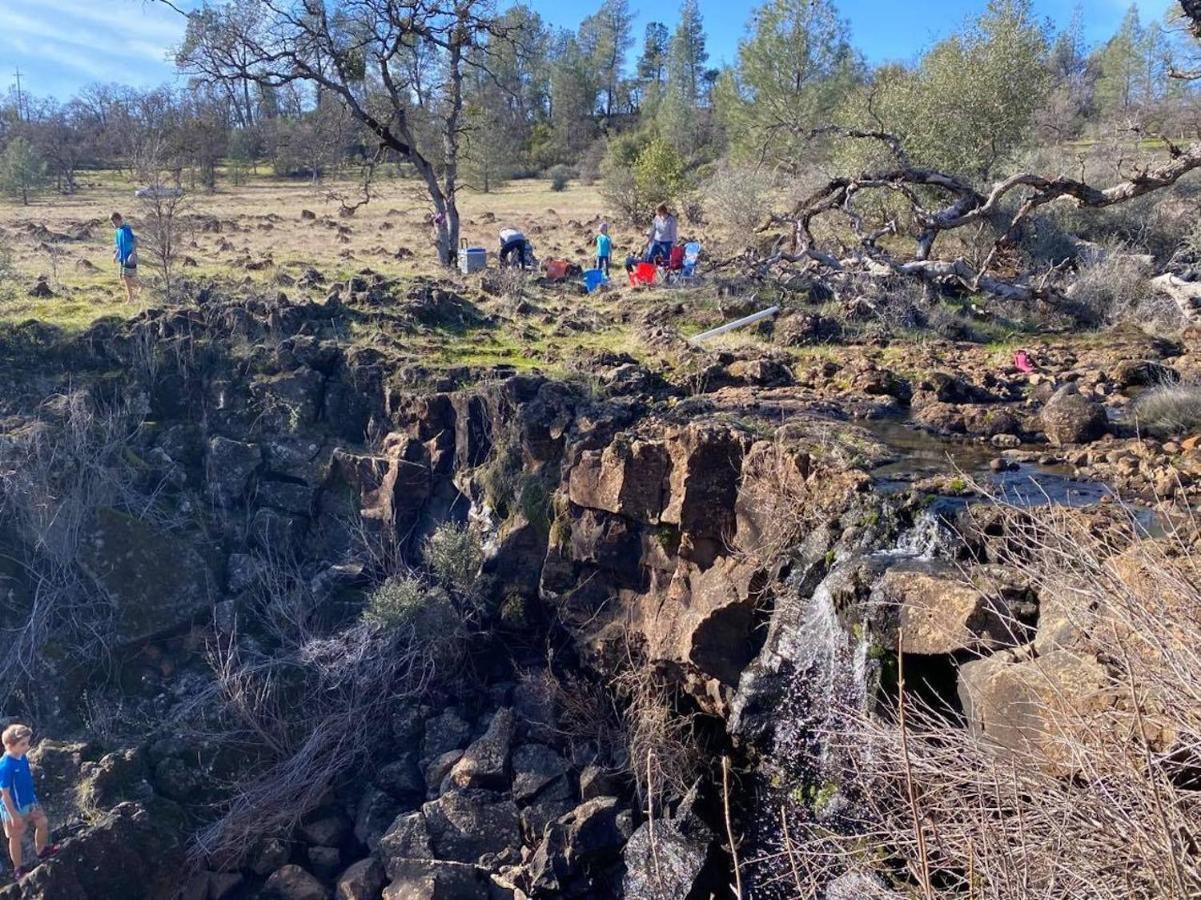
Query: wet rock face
1040,384,1108,445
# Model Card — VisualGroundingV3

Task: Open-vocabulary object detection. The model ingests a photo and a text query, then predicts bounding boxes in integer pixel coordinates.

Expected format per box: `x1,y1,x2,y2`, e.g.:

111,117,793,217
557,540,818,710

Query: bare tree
171,0,513,266
134,138,193,302
754,126,1201,307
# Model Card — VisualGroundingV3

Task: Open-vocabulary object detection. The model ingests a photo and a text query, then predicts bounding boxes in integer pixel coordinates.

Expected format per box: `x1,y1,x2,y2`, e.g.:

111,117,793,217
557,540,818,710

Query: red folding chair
628,261,658,286
667,245,685,271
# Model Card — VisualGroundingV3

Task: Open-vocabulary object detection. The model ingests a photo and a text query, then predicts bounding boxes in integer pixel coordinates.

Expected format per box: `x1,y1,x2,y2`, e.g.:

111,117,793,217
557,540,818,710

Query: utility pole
12,67,24,122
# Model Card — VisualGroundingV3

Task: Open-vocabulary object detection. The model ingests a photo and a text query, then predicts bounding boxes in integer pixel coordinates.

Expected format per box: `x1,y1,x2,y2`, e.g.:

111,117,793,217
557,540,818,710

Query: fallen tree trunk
758,129,1201,307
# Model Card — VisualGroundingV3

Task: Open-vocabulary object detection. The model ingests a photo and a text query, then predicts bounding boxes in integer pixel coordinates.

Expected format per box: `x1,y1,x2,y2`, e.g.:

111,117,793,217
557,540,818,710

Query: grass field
0,169,630,330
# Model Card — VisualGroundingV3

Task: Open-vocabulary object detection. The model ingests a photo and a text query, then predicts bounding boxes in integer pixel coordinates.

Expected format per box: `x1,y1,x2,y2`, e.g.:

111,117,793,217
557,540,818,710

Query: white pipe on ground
688,306,781,344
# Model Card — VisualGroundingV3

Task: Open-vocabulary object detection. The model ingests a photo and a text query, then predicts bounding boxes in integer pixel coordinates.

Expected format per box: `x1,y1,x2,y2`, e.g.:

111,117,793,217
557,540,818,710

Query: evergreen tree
636,23,670,113
0,137,47,206
579,0,634,123
1095,5,1146,118
840,0,1052,179
548,33,600,161
715,0,860,167
658,0,709,156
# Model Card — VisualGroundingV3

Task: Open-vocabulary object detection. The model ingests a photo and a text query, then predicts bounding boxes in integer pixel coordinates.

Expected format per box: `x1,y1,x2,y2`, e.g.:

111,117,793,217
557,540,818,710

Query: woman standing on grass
111,212,139,303
643,203,677,265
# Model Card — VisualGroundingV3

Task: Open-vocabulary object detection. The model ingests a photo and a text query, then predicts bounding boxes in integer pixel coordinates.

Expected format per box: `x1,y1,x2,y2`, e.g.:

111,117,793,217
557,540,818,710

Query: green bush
363,575,428,628
548,164,573,192
362,575,464,667
423,522,484,596
600,134,689,224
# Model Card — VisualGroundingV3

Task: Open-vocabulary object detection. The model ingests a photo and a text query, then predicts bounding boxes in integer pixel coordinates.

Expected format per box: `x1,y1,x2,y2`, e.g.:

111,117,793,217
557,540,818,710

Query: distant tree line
1,0,1199,257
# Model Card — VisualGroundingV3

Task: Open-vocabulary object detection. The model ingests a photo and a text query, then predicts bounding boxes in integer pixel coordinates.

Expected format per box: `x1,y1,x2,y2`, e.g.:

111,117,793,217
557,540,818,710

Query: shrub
578,138,608,184
1066,241,1152,324
363,574,426,629
1133,383,1201,437
600,134,689,224
548,164,573,192
703,161,778,235
423,522,484,596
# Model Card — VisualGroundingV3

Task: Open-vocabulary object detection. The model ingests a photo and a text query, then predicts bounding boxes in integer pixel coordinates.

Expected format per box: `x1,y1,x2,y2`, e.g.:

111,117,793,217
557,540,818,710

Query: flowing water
737,418,1140,896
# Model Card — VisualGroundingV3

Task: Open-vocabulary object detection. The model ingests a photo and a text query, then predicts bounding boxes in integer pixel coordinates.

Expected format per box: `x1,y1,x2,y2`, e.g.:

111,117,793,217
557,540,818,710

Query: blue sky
0,0,1177,101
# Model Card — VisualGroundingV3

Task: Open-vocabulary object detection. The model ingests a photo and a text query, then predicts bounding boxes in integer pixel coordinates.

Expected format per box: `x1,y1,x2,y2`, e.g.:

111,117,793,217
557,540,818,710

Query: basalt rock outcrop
0,289,1192,898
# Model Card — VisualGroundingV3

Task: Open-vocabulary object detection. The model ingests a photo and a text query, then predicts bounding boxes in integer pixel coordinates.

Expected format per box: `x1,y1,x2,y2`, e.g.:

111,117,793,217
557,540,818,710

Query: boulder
622,788,713,899
78,508,217,643
375,756,424,802
380,859,491,900
206,436,262,507
420,790,521,864
336,858,386,900
424,750,463,795
567,436,668,523
0,802,185,900
1040,385,1108,445
262,865,329,900
378,812,434,874
355,787,402,851
511,744,570,804
873,565,1035,655
911,371,992,408
448,708,515,791
1112,359,1178,389
528,796,632,894
958,648,1112,776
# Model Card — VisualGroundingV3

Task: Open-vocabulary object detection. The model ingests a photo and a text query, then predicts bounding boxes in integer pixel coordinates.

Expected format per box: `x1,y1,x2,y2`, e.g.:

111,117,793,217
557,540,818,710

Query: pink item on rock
1013,349,1033,373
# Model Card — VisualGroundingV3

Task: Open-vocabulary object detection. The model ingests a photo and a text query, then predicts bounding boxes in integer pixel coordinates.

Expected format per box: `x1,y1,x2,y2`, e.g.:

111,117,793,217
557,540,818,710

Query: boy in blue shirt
595,223,612,277
0,724,56,878
111,212,139,304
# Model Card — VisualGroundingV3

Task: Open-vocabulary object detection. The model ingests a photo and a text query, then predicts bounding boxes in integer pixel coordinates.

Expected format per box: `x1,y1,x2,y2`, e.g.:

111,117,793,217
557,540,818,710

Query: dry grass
772,505,1201,899
1133,383,1201,437
0,170,615,326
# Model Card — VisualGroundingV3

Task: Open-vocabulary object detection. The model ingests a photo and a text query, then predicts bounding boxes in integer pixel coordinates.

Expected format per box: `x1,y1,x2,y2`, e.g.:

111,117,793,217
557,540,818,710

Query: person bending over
498,227,531,268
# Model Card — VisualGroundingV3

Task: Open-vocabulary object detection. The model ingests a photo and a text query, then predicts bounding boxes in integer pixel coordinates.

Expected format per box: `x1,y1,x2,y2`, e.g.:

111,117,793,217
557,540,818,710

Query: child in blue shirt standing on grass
595,223,612,277
0,724,57,880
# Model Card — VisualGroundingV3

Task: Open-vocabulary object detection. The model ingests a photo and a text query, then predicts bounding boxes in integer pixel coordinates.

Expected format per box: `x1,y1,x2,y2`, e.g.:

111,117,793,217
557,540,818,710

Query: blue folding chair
682,242,702,279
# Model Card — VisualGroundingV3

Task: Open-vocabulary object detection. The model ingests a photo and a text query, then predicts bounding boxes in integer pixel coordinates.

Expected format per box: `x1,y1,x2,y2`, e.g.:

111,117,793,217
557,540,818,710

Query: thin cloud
0,2,187,96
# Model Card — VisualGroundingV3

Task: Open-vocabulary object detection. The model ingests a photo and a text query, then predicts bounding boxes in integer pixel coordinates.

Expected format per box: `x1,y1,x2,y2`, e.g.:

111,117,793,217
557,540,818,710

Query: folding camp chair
628,261,658,286
682,242,702,278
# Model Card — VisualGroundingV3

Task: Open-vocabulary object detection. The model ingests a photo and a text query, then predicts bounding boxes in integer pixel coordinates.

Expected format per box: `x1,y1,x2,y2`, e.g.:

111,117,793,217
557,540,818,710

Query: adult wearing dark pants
498,227,530,268
643,204,677,264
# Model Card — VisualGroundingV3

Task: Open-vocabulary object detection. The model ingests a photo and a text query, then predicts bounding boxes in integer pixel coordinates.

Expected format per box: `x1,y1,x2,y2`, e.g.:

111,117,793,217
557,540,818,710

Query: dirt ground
0,172,672,330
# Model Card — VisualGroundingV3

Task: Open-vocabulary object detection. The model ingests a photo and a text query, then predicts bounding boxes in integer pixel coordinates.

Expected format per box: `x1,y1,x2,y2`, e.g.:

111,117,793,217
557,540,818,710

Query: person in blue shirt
0,724,56,878
595,223,612,277
111,212,139,303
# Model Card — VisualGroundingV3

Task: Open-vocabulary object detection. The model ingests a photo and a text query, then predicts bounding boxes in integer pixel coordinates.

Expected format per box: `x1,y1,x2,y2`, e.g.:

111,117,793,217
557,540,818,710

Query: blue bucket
583,269,607,292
